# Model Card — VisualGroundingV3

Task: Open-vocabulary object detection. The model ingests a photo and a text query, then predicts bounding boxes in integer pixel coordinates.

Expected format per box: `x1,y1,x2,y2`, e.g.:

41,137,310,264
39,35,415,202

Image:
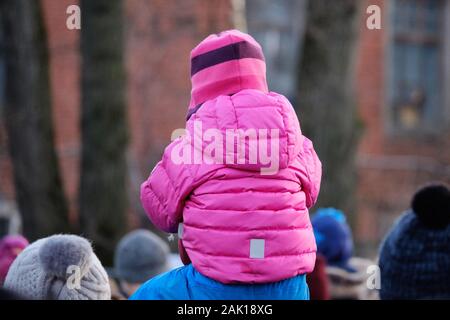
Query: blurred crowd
0,183,448,300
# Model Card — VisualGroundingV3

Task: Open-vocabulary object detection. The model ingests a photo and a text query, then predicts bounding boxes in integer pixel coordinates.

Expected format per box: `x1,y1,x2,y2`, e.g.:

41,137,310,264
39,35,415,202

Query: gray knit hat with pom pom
4,234,111,300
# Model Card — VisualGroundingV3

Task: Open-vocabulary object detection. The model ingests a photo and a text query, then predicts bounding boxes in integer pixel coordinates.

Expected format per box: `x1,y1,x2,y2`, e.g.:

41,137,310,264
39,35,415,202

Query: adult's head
0,234,28,284
311,208,354,272
4,234,111,300
112,229,170,297
379,183,450,299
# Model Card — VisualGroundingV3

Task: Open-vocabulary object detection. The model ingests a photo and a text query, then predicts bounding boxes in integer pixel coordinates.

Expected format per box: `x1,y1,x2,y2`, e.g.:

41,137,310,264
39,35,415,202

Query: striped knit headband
191,40,265,76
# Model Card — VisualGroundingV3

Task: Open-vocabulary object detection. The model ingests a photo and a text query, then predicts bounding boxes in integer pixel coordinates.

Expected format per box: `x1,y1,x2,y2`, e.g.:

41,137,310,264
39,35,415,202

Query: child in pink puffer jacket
135,30,321,300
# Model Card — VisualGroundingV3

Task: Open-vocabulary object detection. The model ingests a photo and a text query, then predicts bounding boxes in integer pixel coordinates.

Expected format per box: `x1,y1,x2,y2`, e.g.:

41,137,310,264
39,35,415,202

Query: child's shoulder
192,89,297,127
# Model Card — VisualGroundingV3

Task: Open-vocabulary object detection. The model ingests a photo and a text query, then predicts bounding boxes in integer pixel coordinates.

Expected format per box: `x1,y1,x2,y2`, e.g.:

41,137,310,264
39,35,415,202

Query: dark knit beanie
379,184,450,299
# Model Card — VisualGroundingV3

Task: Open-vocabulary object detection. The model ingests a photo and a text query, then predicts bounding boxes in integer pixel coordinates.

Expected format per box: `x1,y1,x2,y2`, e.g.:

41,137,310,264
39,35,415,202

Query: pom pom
412,184,450,229
39,235,93,279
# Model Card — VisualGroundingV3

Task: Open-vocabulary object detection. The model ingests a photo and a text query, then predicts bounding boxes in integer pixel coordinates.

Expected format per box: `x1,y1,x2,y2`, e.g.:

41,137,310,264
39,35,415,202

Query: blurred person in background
379,184,450,300
309,208,377,300
4,234,111,300
0,234,28,285
109,229,171,300
306,252,330,300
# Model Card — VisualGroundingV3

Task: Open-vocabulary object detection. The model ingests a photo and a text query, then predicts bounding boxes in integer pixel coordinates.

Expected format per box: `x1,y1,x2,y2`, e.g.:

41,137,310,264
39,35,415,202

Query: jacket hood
185,89,304,175
188,30,268,111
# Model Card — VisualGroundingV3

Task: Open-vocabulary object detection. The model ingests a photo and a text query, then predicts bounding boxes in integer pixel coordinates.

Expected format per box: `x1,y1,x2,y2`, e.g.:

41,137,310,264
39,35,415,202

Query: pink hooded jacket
141,30,322,284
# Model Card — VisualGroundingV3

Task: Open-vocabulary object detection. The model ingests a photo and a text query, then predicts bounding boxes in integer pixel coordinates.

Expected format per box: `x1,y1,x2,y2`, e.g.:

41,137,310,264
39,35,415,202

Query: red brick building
355,0,450,254
1,0,449,254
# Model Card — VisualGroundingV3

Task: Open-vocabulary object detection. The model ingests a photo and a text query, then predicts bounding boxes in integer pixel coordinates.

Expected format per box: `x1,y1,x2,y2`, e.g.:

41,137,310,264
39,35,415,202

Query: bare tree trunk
0,0,70,240
246,0,308,100
79,0,128,265
297,0,362,218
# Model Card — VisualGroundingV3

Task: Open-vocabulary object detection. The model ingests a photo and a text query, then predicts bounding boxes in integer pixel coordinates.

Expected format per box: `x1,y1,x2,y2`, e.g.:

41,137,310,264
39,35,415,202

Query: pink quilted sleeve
296,136,322,208
140,139,195,233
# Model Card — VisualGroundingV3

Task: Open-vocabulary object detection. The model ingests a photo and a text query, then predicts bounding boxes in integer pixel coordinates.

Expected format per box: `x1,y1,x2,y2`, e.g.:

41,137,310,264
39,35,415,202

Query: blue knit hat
311,208,355,272
379,184,450,299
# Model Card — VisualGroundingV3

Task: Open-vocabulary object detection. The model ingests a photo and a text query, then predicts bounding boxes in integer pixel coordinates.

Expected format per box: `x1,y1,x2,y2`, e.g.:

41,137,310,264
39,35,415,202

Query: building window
246,0,307,99
388,0,446,131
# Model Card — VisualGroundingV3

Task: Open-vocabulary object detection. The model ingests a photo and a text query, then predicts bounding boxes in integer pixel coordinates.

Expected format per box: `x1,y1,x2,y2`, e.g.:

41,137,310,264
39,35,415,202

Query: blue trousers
130,264,310,300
